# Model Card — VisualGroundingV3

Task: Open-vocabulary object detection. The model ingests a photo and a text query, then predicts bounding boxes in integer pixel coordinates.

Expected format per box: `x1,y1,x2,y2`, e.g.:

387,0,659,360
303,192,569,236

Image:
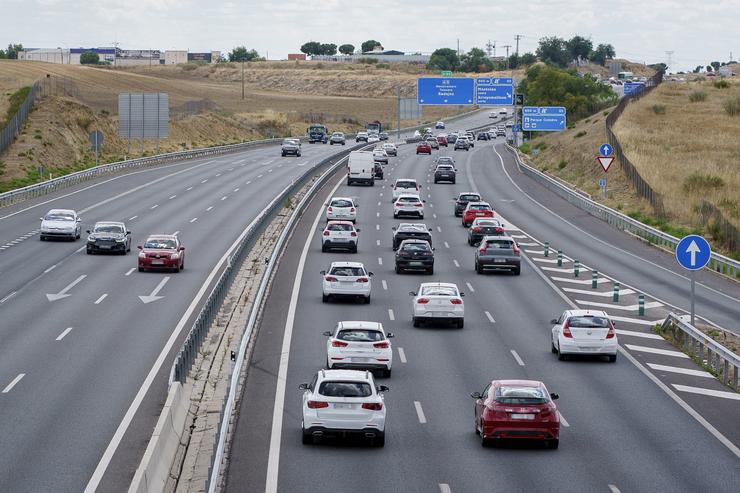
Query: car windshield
402,243,431,252
45,212,74,221
485,239,514,249
495,386,548,405
437,158,454,164
396,182,416,188
459,194,480,201
144,238,177,249
568,316,611,328
336,329,384,342
421,286,458,297
330,200,353,208
318,381,372,398
327,223,353,231
333,133,343,137
94,224,124,234
329,266,365,277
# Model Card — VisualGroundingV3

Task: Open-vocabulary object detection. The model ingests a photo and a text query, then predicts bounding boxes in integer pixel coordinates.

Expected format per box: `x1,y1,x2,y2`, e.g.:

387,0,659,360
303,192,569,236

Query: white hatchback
393,194,425,219
410,282,465,328
321,262,373,303
40,209,82,241
324,321,394,377
300,369,388,446
392,178,420,201
551,310,618,362
382,142,397,156
326,197,357,223
321,220,360,252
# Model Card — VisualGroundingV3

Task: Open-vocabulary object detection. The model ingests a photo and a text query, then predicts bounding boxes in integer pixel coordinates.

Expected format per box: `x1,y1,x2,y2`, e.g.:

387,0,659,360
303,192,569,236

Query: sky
2,0,737,72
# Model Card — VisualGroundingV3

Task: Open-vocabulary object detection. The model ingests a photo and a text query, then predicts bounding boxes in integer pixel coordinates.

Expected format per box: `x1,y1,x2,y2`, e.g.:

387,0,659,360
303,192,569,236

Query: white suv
410,282,465,328
393,194,425,219
551,310,618,362
326,197,357,223
392,178,420,201
300,369,388,446
321,220,360,252
321,262,373,303
324,321,394,377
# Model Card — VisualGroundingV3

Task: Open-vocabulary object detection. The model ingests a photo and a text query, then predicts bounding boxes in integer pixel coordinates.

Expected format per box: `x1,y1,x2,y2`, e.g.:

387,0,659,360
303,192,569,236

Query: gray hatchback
474,235,521,275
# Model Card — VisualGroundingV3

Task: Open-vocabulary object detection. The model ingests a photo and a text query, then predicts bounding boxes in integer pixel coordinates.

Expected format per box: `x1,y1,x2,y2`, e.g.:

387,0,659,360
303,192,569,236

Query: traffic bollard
638,294,645,316
574,259,580,277
591,270,598,289
557,250,563,267
613,282,620,302
544,242,550,257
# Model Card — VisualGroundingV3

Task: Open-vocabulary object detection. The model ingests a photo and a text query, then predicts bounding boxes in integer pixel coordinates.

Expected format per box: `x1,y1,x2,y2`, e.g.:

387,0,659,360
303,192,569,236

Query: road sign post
675,235,712,325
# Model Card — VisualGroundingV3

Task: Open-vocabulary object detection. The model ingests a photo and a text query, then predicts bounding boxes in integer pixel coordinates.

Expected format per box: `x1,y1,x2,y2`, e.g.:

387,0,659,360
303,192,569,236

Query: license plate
332,403,353,409
476,213,484,216
511,413,535,420
339,281,353,286
151,260,164,265
99,245,111,249
350,357,368,363
409,261,423,266
494,259,506,263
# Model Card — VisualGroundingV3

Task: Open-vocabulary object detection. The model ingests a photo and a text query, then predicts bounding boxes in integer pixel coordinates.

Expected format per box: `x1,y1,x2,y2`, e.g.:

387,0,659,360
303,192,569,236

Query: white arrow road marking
686,240,700,266
46,275,86,301
576,299,662,311
138,276,170,304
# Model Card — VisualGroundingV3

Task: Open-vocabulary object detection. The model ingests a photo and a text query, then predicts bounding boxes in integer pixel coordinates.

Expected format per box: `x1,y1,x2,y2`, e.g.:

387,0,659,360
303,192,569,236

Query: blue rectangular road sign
624,82,645,96
417,78,475,105
521,106,567,131
475,77,514,105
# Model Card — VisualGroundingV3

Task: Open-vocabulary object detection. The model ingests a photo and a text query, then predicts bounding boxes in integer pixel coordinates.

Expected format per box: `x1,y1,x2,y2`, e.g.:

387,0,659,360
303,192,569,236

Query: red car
416,142,432,155
137,234,185,272
471,379,560,449
462,201,494,227
436,135,448,147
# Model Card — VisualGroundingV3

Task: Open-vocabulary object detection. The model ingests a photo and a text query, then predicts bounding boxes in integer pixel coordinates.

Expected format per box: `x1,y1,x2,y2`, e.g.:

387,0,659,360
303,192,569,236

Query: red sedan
471,379,560,449
137,234,185,272
462,201,494,227
416,142,432,155
436,135,448,147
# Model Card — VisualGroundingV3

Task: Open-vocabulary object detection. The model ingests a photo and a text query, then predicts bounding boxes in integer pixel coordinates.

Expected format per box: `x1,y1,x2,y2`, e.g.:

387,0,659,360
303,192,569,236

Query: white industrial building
18,47,220,66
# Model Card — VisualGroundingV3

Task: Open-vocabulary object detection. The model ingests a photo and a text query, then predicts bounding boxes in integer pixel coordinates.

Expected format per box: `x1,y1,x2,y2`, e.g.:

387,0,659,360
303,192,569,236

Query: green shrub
519,142,531,154
533,141,548,150
723,96,740,116
557,160,568,169
182,63,198,71
376,63,390,69
683,173,725,192
574,130,587,138
651,104,666,115
688,90,707,102
713,79,730,89
1,86,31,128
603,111,609,116
357,58,378,64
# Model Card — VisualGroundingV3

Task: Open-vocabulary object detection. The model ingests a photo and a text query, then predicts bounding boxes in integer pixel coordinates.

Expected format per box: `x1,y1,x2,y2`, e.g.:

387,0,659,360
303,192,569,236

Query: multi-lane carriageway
225,138,740,492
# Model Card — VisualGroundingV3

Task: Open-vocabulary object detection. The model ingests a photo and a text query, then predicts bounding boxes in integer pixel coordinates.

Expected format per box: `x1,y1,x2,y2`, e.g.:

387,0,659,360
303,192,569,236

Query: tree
229,46,260,62
706,65,713,72
361,39,382,53
508,53,521,69
320,43,337,56
710,61,721,72
338,44,355,55
80,51,99,64
520,52,537,65
0,50,6,59
536,37,569,67
427,48,459,71
566,35,593,62
5,43,23,59
300,41,322,56
589,43,616,66
693,65,703,73
648,63,667,72
459,48,493,72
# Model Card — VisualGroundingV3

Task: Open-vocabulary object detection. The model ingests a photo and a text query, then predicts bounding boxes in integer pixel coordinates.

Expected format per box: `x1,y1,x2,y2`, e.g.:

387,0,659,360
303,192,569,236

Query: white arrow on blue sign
599,143,613,156
675,235,711,270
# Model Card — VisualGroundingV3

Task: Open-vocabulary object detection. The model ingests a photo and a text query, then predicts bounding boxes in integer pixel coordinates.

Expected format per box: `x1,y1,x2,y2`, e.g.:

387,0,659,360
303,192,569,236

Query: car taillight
323,231,330,236
416,298,430,304
398,251,410,257
350,231,357,237
325,276,338,282
307,400,329,409
350,207,356,212
327,207,333,212
373,341,389,349
362,402,383,411
512,244,520,255
450,299,463,305
606,323,616,339
415,203,423,207
332,340,349,347
472,227,481,232
563,321,573,338
495,227,504,234
479,245,487,253
356,277,369,283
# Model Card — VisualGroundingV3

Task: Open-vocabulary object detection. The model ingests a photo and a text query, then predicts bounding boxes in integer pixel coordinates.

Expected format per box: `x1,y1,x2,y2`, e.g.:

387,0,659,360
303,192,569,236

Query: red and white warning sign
596,155,615,172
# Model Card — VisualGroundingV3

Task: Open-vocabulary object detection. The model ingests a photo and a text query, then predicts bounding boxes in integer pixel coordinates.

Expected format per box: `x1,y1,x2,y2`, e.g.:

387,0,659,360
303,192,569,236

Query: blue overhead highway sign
475,77,514,105
599,143,613,156
417,77,474,105
521,106,567,131
676,235,711,271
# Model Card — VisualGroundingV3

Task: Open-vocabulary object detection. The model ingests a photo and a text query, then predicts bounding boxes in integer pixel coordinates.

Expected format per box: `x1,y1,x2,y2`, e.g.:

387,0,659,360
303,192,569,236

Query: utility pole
514,35,523,56
503,45,511,68
111,40,120,68
241,60,245,99
665,50,674,73
457,39,460,57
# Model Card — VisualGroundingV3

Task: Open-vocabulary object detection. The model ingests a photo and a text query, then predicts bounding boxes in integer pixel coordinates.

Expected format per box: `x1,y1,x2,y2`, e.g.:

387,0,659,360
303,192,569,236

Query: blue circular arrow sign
675,235,711,270
599,143,613,156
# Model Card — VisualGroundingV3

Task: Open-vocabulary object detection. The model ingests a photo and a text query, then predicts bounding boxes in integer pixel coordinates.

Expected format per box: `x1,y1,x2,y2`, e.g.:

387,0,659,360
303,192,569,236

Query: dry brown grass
613,79,740,230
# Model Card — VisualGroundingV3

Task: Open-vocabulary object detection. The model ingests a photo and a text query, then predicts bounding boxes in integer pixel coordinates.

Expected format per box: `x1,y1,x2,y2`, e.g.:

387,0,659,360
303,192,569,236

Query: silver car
40,209,81,241
330,132,346,145
281,138,301,157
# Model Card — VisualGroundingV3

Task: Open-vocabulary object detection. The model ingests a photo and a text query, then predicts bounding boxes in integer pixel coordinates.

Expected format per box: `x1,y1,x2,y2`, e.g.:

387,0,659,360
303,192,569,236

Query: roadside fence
0,80,41,156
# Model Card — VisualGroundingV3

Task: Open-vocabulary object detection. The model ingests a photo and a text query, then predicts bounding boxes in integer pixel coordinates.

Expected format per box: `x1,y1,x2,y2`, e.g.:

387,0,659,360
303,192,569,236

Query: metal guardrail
660,313,739,391
505,145,740,279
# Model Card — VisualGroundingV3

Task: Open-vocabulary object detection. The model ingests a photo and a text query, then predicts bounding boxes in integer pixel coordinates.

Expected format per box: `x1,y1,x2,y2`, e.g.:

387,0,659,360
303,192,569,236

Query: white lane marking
414,401,427,424
46,274,87,302
510,349,525,366
150,204,158,209
552,276,609,285
216,173,222,177
485,311,496,323
190,217,198,223
378,257,383,265
436,226,442,233
56,327,73,341
221,196,228,201
563,287,635,297
169,195,177,200
172,231,180,236
465,282,475,292
439,484,451,493
608,315,664,327
647,363,714,378
128,216,138,220
376,240,381,246
264,174,344,493
228,167,234,171
376,224,380,230
388,309,395,321
44,264,57,274
257,174,263,179
94,294,108,305
672,385,740,401
376,212,380,217
624,344,689,358
382,280,388,290
201,179,208,183
576,300,663,311
518,242,540,246
125,268,135,276
453,259,460,268
444,241,450,249
234,188,240,192
268,169,273,173
615,329,663,340
0,291,17,303
2,373,25,393
245,181,252,185
398,347,407,363
533,257,571,264
76,246,86,253
206,206,214,212
377,201,381,206
433,213,437,219
608,485,621,493
509,234,528,239
558,412,570,427
379,192,383,197
186,187,193,191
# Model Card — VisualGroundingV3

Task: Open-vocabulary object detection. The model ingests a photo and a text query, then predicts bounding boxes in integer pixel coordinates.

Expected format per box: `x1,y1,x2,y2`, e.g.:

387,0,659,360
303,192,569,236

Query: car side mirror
86,230,91,234
550,319,558,324
127,231,132,235
422,200,426,203
501,224,506,228
137,245,143,250
322,331,332,337
460,292,465,297
368,272,374,276
179,246,185,251
40,217,44,221
392,227,396,231
386,332,394,338
409,291,416,296
356,228,361,232
432,247,436,251
550,392,559,400
298,383,309,390
77,218,82,222
320,270,326,275
470,392,482,399
377,385,389,392
428,228,433,232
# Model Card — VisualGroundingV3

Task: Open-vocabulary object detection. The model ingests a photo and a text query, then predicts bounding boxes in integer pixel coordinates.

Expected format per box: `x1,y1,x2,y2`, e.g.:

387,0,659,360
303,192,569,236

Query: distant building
19,47,219,66
164,50,188,65
116,49,163,67
312,48,430,64
19,47,115,64
718,65,735,77
288,53,307,61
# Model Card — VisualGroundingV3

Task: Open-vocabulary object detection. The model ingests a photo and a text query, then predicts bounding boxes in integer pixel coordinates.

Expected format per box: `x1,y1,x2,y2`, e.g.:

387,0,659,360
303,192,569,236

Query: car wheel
452,180,456,184
546,439,559,450
281,152,285,157
321,244,328,253
480,432,491,448
412,317,420,328
351,244,358,253
370,180,375,186
322,294,329,303
297,152,301,157
302,428,313,445
342,142,345,146
608,354,617,363
513,267,521,276
551,340,558,354
395,265,401,274
457,319,464,329
86,248,92,254
393,213,398,219
330,142,333,145
557,348,567,361
434,179,438,184
383,368,392,378
138,267,144,272
475,262,482,274
180,260,184,270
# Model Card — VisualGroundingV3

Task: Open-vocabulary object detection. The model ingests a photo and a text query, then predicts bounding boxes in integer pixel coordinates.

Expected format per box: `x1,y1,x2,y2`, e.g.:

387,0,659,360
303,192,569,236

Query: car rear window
318,381,372,397
329,266,365,277
485,239,514,249
336,330,384,342
399,197,420,203
568,316,611,328
327,223,353,231
421,286,458,297
396,181,416,188
436,165,454,171
331,200,353,208
470,204,491,210
401,242,431,252
495,386,547,404
476,220,500,227
459,195,480,202
45,212,75,221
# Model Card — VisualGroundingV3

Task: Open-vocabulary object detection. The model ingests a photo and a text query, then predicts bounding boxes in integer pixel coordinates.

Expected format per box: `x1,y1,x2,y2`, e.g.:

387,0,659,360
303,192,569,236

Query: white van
347,151,375,186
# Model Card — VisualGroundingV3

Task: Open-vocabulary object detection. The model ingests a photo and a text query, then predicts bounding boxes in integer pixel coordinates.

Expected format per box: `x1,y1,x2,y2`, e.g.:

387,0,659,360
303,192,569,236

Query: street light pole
241,60,245,100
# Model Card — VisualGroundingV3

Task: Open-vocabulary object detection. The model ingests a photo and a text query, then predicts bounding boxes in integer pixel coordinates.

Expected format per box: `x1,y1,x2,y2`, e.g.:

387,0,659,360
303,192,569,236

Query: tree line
0,43,24,59
299,40,382,56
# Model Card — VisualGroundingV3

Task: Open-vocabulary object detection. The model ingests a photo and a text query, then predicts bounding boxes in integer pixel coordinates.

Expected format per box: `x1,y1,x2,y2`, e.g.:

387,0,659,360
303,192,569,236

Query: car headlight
138,252,146,258
115,238,125,243
170,253,180,259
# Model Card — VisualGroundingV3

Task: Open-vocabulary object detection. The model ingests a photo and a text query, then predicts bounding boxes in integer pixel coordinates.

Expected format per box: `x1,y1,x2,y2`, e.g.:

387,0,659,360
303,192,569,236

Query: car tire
342,142,345,146
330,142,334,145
513,267,521,276
393,213,398,219
321,244,328,253
551,340,558,354
138,267,144,272
364,295,370,304
480,433,491,448
557,349,567,361
608,354,617,363
351,244,358,253
434,179,438,184
546,439,559,450
302,428,312,445
322,294,329,303
347,178,352,186
86,248,92,254
475,262,482,274
180,260,184,270
281,152,285,157
412,317,420,328
370,179,375,186
452,179,456,184
383,369,392,378
457,319,464,329
297,152,301,157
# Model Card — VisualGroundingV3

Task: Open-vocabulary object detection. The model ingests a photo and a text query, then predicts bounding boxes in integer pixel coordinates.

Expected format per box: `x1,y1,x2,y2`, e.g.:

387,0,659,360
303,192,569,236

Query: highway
225,138,740,492
0,112,495,492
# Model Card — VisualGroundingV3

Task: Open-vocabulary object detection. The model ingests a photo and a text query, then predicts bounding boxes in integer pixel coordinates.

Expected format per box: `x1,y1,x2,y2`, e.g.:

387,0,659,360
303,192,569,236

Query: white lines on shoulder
44,264,57,274
397,347,407,363
485,311,496,323
190,217,198,223
125,268,135,276
414,401,427,424
150,204,158,210
379,192,383,197
672,384,740,401
169,195,177,200
56,327,73,341
382,280,388,290
453,259,460,268
216,173,222,177
268,169,273,173
439,484,452,493
129,216,138,221
376,212,380,217
558,412,570,427
76,246,86,253
376,224,380,231
245,180,252,185
608,485,621,493
206,206,214,212
624,344,689,358
388,309,395,321
172,231,180,236
444,241,450,249
233,188,240,192
221,196,228,201
94,294,108,305
510,349,525,366
647,363,713,378
2,373,25,393
433,213,437,219
201,179,208,183
465,282,474,292
0,291,18,304
377,201,381,206
186,187,193,191
437,226,442,233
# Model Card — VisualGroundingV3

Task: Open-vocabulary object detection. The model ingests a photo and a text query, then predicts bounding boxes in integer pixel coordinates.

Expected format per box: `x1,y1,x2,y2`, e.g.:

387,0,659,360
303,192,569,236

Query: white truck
347,151,375,186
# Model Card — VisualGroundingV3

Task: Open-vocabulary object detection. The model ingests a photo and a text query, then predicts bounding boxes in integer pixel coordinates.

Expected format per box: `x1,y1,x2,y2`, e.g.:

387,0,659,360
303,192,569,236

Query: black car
379,132,389,141
374,162,384,180
86,221,131,254
475,236,521,275
467,218,505,245
453,192,482,217
392,223,433,250
434,164,457,184
395,239,434,274
447,134,458,144
477,132,490,141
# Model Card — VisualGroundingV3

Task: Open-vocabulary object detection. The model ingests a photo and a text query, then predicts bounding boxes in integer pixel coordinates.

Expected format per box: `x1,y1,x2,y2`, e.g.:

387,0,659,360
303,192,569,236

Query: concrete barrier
129,382,190,493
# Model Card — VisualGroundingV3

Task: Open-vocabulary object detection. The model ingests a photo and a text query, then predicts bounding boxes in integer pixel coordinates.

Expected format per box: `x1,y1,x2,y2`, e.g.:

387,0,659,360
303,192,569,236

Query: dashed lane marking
190,218,198,223
647,363,714,378
150,204,158,210
465,282,474,292
436,226,442,233
398,347,407,363
44,265,57,274
125,268,135,276
382,280,388,290
129,216,138,221
444,242,450,249
2,373,25,393
378,257,383,266
625,344,689,358
453,259,460,268
608,485,621,493
414,401,427,424
485,311,496,323
558,412,570,427
510,350,525,366
94,294,107,305
388,309,395,321
439,484,451,493
221,196,228,201
56,327,73,341
169,195,177,200
206,206,213,212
